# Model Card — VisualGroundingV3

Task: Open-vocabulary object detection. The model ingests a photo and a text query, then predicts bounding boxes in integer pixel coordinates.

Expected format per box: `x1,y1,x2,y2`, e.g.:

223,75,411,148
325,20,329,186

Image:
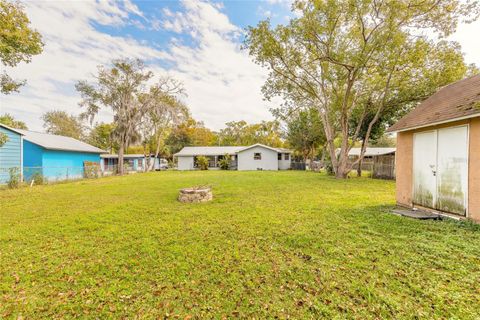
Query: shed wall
395,118,480,221
0,126,22,183
237,146,278,171
23,140,44,181
42,150,100,181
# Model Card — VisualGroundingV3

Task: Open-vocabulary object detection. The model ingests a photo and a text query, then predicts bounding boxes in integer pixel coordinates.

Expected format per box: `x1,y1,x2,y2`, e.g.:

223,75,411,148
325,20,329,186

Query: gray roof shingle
174,144,292,156
387,74,480,132
17,129,106,154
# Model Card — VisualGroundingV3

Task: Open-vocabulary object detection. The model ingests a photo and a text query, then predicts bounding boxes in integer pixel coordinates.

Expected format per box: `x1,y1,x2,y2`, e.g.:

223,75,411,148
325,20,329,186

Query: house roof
16,129,106,154
101,154,156,159
0,123,25,135
237,143,292,153
175,146,246,156
348,147,396,157
387,74,480,133
174,144,292,156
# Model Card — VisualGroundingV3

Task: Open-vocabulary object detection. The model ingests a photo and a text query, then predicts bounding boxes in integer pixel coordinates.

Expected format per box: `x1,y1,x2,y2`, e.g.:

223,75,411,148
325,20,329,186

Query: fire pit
178,186,213,203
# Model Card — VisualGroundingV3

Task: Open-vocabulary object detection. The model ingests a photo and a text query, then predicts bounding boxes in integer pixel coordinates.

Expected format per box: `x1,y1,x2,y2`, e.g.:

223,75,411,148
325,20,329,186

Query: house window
254,153,262,160
284,153,290,160
278,153,282,160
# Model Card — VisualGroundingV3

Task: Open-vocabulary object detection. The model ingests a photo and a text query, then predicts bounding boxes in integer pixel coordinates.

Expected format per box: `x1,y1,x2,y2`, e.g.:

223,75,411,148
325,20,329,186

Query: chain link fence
1,165,106,187
290,159,395,180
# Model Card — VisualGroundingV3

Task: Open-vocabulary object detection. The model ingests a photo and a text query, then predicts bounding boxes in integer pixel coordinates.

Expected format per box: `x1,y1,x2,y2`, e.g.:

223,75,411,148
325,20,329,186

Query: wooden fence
372,155,395,180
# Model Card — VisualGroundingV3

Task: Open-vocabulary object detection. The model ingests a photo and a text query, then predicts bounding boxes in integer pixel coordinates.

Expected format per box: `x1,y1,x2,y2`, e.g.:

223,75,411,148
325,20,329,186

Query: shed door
412,126,469,216
436,126,468,215
413,131,437,208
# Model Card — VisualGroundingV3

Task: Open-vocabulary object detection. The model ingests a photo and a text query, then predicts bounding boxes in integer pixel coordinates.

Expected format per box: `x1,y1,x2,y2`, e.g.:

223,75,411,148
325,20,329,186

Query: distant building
346,147,396,160
100,154,168,173
0,124,105,183
0,124,23,183
174,144,292,171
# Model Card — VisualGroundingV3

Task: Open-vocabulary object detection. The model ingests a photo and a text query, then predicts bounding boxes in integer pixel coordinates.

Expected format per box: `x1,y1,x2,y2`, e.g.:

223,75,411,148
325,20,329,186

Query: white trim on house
388,114,480,133
0,123,25,136
237,143,291,154
20,135,23,182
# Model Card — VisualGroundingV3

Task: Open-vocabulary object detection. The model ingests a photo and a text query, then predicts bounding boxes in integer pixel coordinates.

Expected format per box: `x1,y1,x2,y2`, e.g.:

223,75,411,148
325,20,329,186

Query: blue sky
1,0,479,132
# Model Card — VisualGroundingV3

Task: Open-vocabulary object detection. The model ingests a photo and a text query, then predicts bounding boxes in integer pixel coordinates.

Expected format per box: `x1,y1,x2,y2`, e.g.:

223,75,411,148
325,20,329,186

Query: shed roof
0,123,24,135
101,154,153,159
16,129,106,153
348,147,396,157
387,74,480,132
174,144,292,156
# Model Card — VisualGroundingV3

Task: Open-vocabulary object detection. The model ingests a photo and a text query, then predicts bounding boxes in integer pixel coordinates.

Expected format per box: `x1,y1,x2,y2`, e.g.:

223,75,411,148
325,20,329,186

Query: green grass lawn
1,171,479,319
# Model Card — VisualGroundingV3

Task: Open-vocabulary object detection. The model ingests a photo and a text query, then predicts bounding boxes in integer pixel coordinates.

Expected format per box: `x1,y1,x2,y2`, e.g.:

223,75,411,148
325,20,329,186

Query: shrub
324,161,335,175
196,156,209,170
7,167,21,189
30,172,46,185
84,161,100,178
218,154,231,170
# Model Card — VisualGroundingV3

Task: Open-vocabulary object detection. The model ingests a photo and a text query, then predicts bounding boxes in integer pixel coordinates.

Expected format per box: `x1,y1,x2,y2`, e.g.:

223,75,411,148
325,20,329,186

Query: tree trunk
118,144,125,175
335,161,349,179
357,139,366,177
335,156,349,179
149,133,163,171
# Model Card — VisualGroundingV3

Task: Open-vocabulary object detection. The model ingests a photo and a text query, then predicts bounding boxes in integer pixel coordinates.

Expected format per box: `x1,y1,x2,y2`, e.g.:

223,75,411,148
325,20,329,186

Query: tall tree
0,0,43,94
42,110,84,140
88,122,118,153
0,113,27,129
164,118,217,157
245,0,478,178
217,120,284,147
76,59,155,175
282,108,325,163
139,78,188,171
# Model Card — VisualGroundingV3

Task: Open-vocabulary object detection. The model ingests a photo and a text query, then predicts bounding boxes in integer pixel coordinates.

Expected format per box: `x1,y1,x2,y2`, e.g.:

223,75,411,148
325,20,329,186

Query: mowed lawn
1,171,479,319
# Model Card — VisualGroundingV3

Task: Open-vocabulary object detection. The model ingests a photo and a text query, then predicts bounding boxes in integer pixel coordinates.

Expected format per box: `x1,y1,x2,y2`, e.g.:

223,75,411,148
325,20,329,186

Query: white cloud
1,1,170,131
1,0,276,132
2,0,476,134
156,1,277,129
449,20,480,67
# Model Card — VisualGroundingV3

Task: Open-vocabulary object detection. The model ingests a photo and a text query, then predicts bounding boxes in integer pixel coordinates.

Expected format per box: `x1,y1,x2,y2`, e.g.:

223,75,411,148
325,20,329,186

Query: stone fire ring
178,186,213,203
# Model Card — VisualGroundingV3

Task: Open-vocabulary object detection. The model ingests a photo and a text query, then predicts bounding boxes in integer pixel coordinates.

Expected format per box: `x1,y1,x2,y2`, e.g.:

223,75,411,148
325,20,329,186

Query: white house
174,144,292,171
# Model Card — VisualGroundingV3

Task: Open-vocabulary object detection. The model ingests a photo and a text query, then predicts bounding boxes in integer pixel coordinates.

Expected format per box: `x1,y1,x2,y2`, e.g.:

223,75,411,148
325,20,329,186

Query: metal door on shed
412,125,469,216
413,130,437,209
435,126,468,215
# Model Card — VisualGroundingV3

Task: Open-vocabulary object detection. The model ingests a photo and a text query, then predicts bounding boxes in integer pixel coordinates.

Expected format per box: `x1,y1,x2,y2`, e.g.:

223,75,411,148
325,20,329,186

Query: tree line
245,0,479,178
1,0,479,178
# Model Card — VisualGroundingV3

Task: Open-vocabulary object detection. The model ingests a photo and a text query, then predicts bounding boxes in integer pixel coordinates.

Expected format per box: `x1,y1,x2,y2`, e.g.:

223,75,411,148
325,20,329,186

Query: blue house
0,124,24,183
16,129,106,182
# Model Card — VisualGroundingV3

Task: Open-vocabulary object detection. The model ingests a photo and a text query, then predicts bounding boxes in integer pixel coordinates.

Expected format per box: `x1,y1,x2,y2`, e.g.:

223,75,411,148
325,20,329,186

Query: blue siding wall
42,150,100,181
23,140,44,181
0,127,22,183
